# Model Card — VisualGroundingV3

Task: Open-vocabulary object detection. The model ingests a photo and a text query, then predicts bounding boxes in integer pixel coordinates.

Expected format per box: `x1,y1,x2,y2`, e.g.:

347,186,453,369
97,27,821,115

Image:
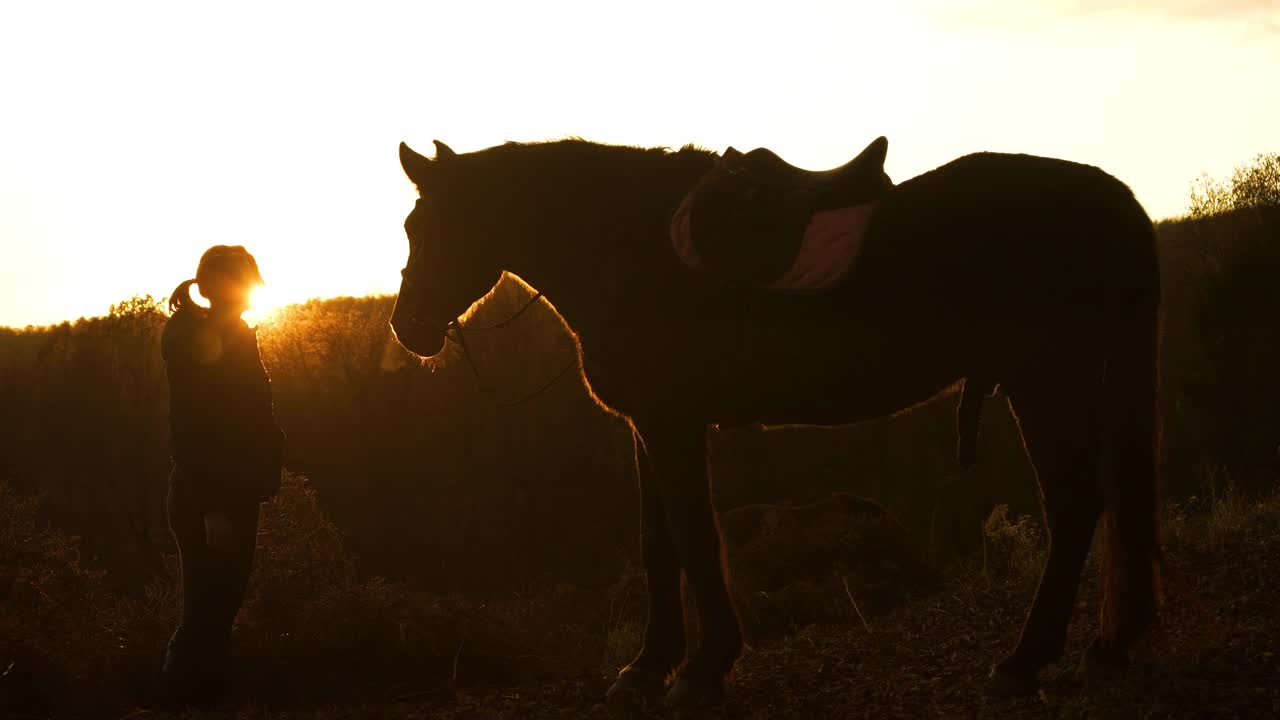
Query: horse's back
810,150,1159,389
860,151,1155,311
886,151,1147,230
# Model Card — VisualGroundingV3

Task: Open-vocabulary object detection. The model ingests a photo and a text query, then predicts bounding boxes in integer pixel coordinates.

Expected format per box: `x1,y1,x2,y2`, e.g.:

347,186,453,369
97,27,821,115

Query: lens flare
244,283,283,325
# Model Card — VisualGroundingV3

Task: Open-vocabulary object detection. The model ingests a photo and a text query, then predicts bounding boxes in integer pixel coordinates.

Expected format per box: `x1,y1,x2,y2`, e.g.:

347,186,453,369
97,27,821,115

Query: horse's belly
719,367,956,427
577,296,969,428
704,324,962,427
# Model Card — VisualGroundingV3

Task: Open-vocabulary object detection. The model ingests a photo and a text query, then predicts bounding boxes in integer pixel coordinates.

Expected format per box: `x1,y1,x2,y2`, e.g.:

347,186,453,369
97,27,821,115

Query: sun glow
0,2,1276,328
243,284,285,327
240,270,340,327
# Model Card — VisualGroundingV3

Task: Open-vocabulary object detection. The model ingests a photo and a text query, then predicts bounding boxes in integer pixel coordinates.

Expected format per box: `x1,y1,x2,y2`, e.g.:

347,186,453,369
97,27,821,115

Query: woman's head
169,245,264,316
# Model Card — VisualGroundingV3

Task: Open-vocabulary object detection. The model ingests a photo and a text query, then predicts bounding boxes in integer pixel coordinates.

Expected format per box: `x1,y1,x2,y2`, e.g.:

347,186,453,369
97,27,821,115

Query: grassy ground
370,485,1280,719
5,482,1279,719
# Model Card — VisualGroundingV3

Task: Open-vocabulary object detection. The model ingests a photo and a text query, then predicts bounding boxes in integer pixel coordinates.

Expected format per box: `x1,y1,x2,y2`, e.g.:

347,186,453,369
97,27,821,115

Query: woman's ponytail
168,278,202,316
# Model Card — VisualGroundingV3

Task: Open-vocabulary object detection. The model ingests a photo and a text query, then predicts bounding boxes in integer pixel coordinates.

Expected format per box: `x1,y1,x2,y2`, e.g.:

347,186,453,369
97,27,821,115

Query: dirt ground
120,496,1279,720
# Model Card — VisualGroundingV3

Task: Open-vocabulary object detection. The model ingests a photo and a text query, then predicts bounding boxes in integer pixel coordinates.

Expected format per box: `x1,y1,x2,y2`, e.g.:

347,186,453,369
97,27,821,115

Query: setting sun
2,1,1277,328
243,283,286,326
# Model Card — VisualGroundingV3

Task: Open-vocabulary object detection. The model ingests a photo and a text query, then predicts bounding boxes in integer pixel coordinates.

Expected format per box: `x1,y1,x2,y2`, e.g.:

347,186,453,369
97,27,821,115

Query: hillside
1,203,1278,719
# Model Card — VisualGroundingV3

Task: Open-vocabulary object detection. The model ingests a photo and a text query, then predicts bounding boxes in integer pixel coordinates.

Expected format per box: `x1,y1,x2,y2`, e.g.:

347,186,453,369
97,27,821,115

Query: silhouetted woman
160,245,284,703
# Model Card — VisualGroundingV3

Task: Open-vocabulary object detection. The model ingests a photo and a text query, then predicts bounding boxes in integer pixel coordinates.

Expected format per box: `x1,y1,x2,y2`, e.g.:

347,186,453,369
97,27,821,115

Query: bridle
445,289,583,408
398,268,580,408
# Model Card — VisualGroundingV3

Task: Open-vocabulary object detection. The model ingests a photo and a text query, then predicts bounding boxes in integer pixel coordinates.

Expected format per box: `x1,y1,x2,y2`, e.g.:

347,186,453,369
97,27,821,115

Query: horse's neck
503,156,712,342
507,220,667,341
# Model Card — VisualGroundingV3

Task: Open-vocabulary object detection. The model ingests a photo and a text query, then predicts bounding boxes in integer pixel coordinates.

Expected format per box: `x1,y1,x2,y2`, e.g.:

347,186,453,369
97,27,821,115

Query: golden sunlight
243,284,284,326
0,2,1276,329
242,272,321,327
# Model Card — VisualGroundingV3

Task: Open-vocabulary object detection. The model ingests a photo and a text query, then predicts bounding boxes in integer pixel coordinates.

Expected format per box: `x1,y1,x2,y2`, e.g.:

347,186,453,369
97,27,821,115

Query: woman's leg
161,469,261,702
210,503,260,634
163,476,221,698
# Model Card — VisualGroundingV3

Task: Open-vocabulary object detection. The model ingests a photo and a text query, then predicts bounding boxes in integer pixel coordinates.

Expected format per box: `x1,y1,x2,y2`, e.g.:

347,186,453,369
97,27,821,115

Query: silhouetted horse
389,137,1162,710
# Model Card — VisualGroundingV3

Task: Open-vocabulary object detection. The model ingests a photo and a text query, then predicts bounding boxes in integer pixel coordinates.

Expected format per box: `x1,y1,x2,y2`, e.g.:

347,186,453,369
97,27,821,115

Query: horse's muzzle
390,317,447,358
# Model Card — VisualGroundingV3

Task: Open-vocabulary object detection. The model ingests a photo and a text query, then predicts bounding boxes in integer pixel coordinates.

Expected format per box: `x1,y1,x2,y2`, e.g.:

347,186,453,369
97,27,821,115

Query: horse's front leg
607,427,687,708
638,420,742,709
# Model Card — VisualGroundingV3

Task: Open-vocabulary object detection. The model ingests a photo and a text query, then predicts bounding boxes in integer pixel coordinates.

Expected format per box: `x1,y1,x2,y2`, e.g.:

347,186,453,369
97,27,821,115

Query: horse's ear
433,140,457,162
400,142,434,187
854,136,889,169
722,146,743,161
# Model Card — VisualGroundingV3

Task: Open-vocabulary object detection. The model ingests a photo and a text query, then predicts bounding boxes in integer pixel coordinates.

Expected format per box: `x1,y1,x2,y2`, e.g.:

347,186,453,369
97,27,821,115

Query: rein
454,290,546,331
444,291,581,408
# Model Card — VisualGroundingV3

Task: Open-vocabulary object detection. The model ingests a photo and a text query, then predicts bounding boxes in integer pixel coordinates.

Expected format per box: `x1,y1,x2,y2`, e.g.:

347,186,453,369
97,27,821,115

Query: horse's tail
1098,232,1163,650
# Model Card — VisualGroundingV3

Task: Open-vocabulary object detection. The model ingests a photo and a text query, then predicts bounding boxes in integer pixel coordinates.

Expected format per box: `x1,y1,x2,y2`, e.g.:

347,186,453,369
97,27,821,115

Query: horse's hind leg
987,370,1104,696
630,420,742,709
607,427,687,707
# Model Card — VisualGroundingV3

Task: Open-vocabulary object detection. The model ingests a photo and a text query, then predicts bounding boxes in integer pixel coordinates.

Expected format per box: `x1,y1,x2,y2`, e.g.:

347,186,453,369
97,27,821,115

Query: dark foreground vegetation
3,473,1278,719
2,164,1278,716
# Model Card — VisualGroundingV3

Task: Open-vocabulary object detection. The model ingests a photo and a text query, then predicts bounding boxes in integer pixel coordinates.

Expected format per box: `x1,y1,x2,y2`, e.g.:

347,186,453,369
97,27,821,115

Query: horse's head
391,140,504,358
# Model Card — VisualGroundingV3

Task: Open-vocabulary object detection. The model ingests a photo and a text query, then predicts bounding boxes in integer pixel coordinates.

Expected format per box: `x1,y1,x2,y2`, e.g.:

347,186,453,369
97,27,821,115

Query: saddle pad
767,201,878,290
670,200,878,290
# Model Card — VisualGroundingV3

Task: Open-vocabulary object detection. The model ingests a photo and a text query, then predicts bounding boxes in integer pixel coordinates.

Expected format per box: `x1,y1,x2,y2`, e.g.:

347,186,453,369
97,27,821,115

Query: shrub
0,483,115,713
1186,205,1280,485
980,504,1045,588
1188,152,1280,219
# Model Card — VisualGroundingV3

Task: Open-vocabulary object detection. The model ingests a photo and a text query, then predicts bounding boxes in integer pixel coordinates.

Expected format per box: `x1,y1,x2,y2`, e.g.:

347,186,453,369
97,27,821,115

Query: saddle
672,137,991,470
672,136,892,290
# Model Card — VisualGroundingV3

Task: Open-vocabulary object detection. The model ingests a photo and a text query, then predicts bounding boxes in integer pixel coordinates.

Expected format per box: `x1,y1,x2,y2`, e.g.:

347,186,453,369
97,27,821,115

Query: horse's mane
422,138,719,319
456,139,717,239
469,138,717,189
496,137,715,157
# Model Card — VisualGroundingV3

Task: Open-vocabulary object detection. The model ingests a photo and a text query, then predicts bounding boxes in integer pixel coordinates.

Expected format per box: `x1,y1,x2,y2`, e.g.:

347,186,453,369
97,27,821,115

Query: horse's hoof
985,664,1039,697
665,673,725,713
606,667,667,716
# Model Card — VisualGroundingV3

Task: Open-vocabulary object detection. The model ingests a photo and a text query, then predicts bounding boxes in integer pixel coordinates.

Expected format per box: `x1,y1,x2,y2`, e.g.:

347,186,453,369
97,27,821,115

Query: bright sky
1,1,1277,327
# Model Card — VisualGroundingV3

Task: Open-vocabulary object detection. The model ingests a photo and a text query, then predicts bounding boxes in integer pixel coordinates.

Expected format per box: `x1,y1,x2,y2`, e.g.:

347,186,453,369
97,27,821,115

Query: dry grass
4,476,1279,718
